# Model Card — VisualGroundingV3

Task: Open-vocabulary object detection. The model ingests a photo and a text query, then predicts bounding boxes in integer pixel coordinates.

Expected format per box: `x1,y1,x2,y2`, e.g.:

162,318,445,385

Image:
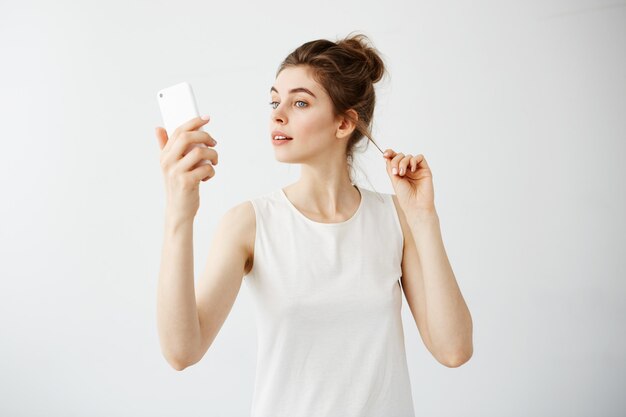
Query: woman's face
269,66,342,163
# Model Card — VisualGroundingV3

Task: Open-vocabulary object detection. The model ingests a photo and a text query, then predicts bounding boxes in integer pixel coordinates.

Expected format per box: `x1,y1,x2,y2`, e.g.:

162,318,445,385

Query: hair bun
336,33,386,84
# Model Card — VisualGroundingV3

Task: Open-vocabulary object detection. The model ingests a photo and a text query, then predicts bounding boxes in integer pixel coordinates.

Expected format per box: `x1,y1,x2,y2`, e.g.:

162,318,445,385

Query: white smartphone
156,81,211,166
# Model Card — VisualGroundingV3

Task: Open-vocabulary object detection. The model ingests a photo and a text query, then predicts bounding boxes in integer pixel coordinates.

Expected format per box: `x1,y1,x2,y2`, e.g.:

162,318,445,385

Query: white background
1,1,624,416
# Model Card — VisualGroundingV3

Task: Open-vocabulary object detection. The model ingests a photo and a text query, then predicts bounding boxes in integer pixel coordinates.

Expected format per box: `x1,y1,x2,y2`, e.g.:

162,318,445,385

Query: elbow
161,340,206,371
443,354,471,368
160,338,203,371
441,346,473,368
162,350,194,371
164,355,189,371
170,349,206,371
439,319,474,368
170,359,189,371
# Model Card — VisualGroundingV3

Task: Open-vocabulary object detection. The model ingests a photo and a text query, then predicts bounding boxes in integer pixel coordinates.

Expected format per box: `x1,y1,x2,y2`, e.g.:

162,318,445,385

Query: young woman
155,33,473,417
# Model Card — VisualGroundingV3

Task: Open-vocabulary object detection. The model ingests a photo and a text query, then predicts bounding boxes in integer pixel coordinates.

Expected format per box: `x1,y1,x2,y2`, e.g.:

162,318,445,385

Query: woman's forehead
273,67,320,94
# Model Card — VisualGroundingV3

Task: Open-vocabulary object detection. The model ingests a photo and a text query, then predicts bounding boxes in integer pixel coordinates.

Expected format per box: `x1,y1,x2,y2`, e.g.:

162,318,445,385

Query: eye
268,100,308,110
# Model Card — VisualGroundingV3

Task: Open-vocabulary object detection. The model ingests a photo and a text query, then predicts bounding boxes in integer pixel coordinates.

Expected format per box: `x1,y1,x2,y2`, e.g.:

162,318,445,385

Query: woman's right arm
154,116,219,370
157,215,199,370
157,201,254,371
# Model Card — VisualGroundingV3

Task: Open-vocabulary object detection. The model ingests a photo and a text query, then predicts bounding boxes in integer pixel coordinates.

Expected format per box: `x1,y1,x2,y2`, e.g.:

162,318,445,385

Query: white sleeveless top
244,185,415,417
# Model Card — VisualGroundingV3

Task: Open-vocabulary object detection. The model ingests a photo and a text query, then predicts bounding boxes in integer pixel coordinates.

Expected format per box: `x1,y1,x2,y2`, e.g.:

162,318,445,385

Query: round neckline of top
279,184,364,226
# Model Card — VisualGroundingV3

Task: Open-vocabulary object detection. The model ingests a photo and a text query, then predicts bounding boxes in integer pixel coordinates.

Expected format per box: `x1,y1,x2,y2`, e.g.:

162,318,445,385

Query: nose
271,103,286,123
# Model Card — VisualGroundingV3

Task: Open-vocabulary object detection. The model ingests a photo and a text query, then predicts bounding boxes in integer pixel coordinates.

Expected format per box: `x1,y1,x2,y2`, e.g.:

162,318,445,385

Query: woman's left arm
408,209,473,366
384,149,473,367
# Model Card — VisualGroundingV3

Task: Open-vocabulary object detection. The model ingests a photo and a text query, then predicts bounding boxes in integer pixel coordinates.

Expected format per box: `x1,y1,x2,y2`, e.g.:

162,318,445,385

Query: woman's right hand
155,115,219,222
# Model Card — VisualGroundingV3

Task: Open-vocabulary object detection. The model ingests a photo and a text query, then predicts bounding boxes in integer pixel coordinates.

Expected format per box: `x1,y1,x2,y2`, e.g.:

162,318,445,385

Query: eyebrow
270,86,317,98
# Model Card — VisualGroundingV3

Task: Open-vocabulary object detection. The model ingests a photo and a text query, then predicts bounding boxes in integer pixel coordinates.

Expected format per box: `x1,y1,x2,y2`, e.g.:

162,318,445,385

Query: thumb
155,127,168,150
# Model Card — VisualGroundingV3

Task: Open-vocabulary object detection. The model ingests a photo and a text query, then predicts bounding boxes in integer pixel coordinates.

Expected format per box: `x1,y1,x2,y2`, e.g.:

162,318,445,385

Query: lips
271,130,293,140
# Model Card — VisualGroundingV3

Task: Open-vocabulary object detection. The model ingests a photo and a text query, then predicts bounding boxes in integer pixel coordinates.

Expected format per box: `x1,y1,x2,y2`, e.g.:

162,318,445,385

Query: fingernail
392,167,398,175
201,114,210,120
400,168,405,175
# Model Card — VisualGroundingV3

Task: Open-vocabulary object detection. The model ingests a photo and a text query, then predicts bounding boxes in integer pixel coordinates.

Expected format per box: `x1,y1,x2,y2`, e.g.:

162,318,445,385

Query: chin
274,150,307,164
274,154,299,163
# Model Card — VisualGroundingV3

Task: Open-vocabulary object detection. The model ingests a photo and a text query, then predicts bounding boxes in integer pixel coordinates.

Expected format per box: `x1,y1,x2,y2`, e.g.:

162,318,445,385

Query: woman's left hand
383,149,436,213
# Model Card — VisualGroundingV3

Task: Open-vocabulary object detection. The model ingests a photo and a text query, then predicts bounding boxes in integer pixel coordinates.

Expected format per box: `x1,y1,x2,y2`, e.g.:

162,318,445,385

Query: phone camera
159,93,163,98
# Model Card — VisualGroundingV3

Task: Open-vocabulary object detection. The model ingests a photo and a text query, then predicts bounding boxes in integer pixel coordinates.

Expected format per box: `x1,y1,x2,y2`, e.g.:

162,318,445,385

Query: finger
390,153,405,175
171,130,217,159
383,149,396,159
189,161,216,183
398,154,413,176
161,130,216,169
155,127,168,150
169,115,211,148
177,146,219,173
416,154,429,169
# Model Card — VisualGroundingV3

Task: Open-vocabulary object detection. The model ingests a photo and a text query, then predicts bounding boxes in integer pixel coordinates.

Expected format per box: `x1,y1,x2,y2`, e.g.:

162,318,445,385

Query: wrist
407,207,439,227
164,211,195,231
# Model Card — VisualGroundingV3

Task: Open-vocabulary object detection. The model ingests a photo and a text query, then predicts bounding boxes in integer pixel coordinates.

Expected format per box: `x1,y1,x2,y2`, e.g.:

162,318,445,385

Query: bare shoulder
224,200,256,275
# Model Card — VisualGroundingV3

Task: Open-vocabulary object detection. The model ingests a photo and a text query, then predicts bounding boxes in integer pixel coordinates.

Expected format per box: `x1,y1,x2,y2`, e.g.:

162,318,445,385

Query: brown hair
276,32,388,183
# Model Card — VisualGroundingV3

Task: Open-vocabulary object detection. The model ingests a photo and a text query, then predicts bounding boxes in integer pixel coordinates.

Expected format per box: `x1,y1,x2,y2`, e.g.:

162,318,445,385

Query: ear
335,109,358,140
